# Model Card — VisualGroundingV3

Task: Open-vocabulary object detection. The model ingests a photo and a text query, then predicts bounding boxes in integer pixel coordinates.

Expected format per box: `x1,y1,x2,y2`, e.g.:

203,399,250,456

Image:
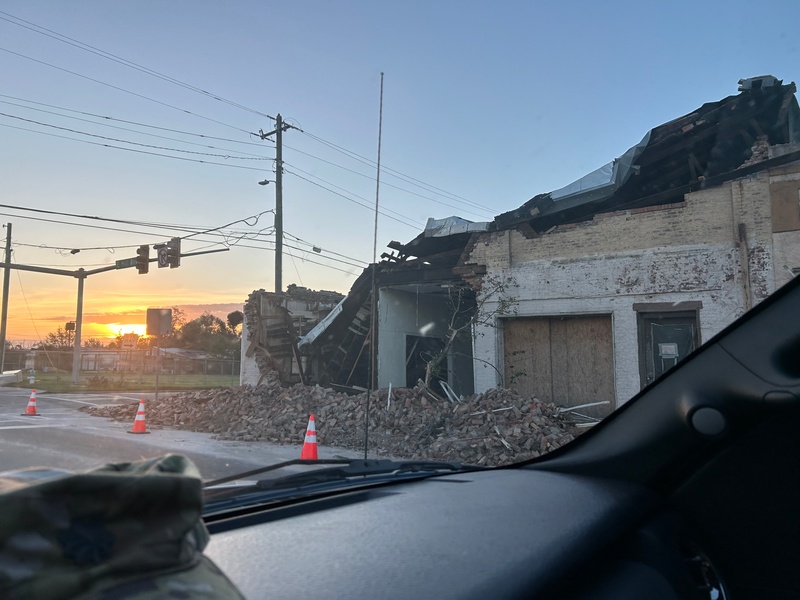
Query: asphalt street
0,388,361,481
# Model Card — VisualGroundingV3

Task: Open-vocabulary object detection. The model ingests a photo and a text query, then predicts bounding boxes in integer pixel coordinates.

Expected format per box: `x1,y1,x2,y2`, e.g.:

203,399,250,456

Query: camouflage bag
0,453,246,599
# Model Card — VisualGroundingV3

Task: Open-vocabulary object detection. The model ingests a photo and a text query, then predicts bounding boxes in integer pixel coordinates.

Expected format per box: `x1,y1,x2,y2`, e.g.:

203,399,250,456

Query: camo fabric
0,454,246,599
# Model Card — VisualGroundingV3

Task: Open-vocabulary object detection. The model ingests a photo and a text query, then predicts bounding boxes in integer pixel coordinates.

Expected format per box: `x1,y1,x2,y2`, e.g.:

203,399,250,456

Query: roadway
0,388,361,481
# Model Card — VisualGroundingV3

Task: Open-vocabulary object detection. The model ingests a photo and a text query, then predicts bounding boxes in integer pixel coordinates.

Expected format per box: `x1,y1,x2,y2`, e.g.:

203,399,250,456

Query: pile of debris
82,379,577,466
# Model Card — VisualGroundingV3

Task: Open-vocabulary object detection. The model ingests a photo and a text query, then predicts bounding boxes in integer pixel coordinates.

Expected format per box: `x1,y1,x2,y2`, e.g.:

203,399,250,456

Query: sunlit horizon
105,323,148,339
5,301,246,345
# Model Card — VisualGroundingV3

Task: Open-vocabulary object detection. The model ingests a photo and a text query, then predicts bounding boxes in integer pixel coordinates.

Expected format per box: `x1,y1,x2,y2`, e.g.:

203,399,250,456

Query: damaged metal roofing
496,76,800,232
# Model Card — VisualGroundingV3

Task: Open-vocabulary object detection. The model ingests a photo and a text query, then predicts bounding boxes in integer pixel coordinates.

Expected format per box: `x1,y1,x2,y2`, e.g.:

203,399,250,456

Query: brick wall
239,313,261,385
468,167,797,405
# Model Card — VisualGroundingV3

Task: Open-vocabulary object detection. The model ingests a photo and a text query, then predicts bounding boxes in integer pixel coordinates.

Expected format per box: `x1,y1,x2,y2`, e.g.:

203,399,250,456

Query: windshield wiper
203,458,353,489
203,458,479,492
255,459,473,491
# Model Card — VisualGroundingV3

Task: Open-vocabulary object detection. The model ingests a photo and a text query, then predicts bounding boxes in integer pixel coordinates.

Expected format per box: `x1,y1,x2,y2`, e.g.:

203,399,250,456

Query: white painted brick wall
468,171,792,407
239,312,260,386
773,230,800,289
472,245,745,405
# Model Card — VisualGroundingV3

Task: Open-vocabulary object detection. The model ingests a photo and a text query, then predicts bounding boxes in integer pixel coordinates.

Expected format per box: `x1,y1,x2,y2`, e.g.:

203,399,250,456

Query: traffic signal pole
71,271,85,384
0,223,12,372
1,238,228,384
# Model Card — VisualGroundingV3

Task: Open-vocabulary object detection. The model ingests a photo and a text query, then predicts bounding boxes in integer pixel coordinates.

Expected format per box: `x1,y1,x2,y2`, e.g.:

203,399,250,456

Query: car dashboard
204,468,721,599
203,277,800,599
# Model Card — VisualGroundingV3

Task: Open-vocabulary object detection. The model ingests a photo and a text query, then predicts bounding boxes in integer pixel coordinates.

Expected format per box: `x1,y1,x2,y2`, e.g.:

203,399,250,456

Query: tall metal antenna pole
365,72,384,459
274,113,284,293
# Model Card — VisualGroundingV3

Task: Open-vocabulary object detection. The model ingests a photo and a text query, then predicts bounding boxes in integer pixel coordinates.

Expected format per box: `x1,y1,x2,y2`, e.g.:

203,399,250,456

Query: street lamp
258,180,272,186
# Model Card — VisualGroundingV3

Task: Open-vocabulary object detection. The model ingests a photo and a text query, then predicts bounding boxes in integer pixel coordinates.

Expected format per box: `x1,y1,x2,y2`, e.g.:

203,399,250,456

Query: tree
423,275,518,390
176,312,240,358
171,306,187,331
39,327,73,350
227,310,244,335
82,338,106,348
160,306,188,347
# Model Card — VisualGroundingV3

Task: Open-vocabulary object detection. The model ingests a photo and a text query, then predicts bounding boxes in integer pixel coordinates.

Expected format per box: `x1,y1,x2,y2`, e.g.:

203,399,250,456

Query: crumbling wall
240,287,344,386
468,171,783,405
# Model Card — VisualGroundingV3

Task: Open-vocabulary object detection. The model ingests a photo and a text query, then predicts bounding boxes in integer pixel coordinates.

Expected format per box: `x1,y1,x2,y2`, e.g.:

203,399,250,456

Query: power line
0,122,270,172
287,252,305,286
0,94,272,148
0,200,280,238
0,203,278,244
0,111,271,161
284,154,492,220
0,46,256,135
283,231,368,265
284,167,424,230
0,10,276,121
13,241,137,252
0,97,274,158
301,130,495,213
0,12,489,219
13,268,49,353
277,248,361,274
2,205,367,271
181,211,275,241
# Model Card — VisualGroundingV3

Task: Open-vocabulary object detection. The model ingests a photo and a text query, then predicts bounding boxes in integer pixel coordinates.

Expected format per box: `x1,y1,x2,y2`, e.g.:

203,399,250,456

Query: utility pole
275,113,284,293
259,114,295,294
0,223,11,372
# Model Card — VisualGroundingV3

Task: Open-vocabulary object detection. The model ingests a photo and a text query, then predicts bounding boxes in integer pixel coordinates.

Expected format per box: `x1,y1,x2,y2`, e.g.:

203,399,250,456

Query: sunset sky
1,1,798,345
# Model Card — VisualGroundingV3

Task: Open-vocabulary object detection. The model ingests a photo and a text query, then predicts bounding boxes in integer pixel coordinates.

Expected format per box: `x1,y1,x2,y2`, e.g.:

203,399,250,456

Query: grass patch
6,370,239,393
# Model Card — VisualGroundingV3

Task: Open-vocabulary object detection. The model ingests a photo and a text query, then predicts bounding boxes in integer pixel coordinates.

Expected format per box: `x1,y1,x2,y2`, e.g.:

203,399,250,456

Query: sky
0,0,798,344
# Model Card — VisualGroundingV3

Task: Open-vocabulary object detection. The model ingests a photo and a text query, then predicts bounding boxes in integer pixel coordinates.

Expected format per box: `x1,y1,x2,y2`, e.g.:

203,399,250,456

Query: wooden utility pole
259,114,295,294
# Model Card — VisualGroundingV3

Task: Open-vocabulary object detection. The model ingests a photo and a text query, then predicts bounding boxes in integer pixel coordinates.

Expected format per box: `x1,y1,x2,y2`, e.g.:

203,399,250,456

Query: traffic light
166,237,181,268
136,244,150,274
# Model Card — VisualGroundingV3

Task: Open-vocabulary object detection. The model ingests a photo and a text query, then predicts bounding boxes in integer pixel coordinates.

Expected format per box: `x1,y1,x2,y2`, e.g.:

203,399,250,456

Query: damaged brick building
241,76,800,415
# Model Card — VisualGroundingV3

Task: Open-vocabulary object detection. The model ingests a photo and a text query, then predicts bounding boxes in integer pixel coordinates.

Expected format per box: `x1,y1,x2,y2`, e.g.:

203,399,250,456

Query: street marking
39,396,97,406
0,424,54,430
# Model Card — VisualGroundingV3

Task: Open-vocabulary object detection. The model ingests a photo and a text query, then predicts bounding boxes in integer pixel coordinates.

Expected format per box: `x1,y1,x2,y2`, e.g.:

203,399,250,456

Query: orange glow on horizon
104,323,148,339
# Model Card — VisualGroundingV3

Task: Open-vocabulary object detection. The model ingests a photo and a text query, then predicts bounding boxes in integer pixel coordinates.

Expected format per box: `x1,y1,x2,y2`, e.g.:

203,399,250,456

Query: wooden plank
770,180,800,233
549,318,569,406
503,315,613,417
503,317,552,402
244,334,259,358
530,319,553,403
563,316,614,418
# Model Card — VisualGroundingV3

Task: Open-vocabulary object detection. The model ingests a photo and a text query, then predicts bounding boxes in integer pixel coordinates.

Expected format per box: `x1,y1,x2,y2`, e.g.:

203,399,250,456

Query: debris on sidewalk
82,378,575,466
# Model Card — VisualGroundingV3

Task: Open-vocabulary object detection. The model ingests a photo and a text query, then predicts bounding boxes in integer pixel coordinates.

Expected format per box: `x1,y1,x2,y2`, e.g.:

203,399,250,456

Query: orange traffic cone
21,389,40,416
128,399,150,434
300,414,318,460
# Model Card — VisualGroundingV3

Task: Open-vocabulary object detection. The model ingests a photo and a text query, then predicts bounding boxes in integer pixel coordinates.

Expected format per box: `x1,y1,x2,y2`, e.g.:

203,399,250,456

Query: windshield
0,2,798,484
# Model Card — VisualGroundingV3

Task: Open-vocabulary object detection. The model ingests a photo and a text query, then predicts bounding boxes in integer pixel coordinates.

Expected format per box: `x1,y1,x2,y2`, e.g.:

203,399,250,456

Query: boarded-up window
770,181,800,233
502,315,614,418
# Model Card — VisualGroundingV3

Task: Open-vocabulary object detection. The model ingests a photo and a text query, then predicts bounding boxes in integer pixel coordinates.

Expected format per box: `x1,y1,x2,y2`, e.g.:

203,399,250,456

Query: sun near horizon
103,323,148,339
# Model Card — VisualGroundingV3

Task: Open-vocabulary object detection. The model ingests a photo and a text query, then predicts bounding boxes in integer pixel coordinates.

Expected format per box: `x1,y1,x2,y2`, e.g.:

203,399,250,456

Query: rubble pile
82,379,576,466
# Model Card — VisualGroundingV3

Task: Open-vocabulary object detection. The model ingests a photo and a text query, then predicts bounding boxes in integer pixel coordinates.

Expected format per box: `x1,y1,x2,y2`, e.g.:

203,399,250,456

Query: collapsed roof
298,77,800,380
496,75,800,232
